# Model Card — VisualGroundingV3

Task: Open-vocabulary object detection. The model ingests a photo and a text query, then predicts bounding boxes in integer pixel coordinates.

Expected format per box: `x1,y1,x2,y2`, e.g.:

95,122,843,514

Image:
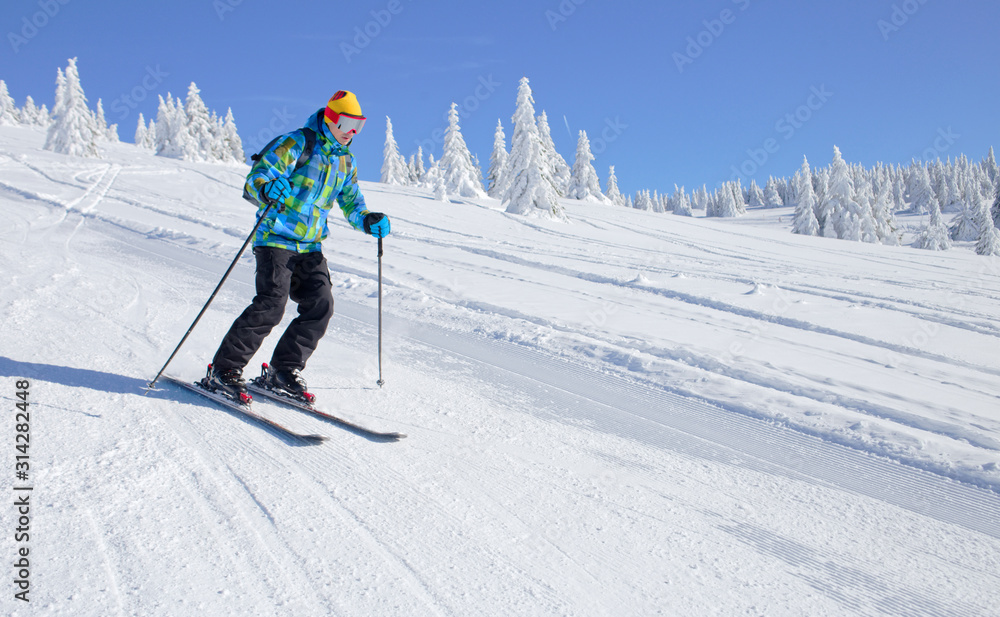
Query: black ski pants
212,246,334,373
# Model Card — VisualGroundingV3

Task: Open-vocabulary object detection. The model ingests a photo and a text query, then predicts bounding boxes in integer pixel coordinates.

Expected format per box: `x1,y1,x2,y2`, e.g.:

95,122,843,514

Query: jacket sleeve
244,132,305,207
337,153,369,231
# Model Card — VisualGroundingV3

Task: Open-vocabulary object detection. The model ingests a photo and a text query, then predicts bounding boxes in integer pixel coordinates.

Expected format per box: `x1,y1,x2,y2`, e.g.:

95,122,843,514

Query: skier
204,90,390,402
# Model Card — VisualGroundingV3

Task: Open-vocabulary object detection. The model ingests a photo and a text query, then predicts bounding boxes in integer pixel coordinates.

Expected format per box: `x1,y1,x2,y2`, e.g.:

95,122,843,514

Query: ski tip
302,434,329,444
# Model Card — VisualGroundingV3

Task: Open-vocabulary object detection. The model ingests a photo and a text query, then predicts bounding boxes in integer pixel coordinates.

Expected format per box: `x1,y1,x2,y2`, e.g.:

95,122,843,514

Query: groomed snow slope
2,126,999,616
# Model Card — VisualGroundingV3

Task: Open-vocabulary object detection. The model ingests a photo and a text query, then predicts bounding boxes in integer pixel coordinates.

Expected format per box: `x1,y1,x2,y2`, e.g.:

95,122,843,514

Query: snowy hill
2,124,999,616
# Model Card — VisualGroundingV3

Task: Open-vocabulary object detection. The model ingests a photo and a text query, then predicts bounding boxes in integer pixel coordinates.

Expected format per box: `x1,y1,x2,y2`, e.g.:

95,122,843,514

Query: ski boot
256,363,316,404
201,364,252,405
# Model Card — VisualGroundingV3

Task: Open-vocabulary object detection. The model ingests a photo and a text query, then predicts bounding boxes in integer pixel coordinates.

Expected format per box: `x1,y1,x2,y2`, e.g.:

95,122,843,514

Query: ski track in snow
2,127,1000,616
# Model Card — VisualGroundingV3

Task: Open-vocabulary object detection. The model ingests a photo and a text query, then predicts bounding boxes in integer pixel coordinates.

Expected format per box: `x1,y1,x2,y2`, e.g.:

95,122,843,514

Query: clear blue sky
4,0,999,196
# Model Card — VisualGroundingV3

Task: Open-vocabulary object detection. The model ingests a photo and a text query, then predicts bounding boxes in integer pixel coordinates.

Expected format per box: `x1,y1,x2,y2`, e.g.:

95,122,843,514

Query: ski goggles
324,109,366,135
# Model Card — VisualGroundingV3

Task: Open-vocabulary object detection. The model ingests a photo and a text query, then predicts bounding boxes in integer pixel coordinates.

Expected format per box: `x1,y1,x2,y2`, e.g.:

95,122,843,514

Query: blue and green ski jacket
245,109,369,252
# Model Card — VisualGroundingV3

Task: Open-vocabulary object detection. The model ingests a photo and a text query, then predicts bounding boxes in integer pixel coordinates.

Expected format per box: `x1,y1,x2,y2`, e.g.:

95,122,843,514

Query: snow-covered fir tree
19,96,49,127
914,194,952,250
747,180,765,209
380,116,409,185
134,114,152,150
949,176,983,242
567,130,606,202
536,110,570,196
0,80,18,125
433,172,448,202
405,152,421,185
502,77,564,220
975,190,1000,256
712,182,743,217
672,185,693,216
692,185,709,211
908,164,939,215
184,83,218,161
605,165,623,206
440,103,486,197
991,185,1000,230
763,177,784,208
44,58,101,158
93,99,117,142
486,119,509,198
154,93,197,160
871,181,900,245
219,108,244,163
791,157,820,236
633,189,653,211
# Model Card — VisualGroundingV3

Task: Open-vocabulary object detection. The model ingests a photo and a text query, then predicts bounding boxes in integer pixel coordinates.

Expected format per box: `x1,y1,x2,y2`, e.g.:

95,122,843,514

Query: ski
162,375,328,444
247,380,406,441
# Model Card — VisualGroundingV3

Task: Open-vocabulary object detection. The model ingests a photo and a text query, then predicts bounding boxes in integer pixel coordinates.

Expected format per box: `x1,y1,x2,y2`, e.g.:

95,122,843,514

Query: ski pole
376,236,385,388
146,201,275,390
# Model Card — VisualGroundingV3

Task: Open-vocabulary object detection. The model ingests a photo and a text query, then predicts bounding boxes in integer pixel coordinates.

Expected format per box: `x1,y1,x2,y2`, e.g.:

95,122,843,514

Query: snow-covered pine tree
219,108,244,163
567,130,606,202
0,80,18,125
433,172,448,202
502,77,564,220
486,119,509,198
633,189,652,211
183,83,216,162
440,103,485,197
672,185,693,216
651,190,664,213
380,116,409,185
605,166,623,205
134,113,149,149
536,110,570,196
692,185,709,211
914,195,952,250
949,176,982,242
44,58,101,158
93,99,112,141
747,180,765,209
19,96,47,126
144,118,157,150
848,172,879,243
732,179,747,216
413,146,426,184
975,188,1000,256
908,164,938,215
824,146,858,239
791,157,820,236
871,181,900,245
983,146,999,189
991,184,1000,230
763,177,784,208
154,93,197,160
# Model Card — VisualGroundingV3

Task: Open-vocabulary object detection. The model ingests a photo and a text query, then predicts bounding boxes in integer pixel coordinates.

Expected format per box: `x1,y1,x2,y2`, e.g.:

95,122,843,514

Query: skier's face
326,120,353,145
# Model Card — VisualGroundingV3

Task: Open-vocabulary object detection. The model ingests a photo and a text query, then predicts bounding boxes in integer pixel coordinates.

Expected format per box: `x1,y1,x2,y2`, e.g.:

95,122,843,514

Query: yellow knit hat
324,90,363,121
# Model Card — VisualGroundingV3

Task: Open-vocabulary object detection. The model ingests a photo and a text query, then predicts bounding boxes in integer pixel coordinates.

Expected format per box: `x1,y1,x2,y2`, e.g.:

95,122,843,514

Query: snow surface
2,125,999,616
